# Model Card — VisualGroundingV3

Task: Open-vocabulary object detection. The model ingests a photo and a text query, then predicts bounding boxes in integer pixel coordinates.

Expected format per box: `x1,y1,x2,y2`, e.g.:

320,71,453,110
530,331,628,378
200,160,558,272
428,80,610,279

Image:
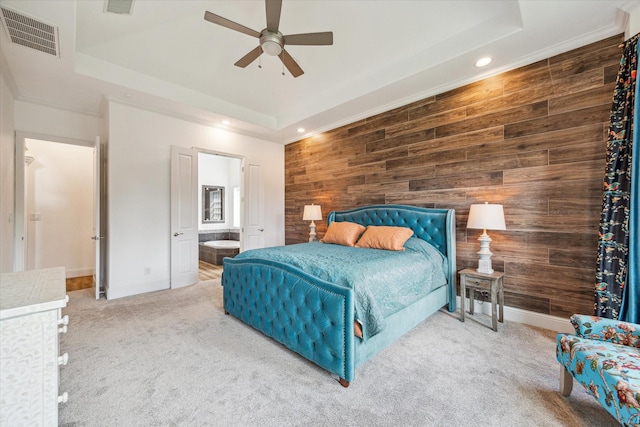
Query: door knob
258,228,264,232
173,232,184,237
91,236,103,240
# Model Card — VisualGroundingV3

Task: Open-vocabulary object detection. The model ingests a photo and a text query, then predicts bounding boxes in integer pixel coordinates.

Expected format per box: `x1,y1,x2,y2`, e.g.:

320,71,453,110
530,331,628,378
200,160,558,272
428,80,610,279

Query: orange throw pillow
321,221,366,247
355,226,414,251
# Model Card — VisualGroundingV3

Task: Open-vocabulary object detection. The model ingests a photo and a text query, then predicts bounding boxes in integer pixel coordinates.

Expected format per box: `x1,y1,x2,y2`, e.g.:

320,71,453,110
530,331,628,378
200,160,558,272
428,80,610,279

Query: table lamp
303,204,322,242
466,202,506,274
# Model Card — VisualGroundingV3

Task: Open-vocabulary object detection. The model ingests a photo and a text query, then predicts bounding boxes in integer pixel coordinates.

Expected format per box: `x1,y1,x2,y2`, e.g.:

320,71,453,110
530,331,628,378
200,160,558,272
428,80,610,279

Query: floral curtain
595,33,639,323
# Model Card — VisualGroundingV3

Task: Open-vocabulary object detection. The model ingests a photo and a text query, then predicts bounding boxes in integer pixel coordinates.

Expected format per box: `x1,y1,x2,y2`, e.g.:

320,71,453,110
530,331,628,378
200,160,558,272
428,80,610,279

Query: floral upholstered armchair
556,314,640,426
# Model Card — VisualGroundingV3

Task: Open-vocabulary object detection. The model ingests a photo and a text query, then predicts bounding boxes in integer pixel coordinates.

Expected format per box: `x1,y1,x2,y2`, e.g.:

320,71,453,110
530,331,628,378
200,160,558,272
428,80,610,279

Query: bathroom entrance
171,145,263,288
197,151,242,280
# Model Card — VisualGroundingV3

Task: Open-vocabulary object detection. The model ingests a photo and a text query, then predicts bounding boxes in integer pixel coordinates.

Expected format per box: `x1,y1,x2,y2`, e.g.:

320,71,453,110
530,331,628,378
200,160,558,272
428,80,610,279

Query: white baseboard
456,296,574,334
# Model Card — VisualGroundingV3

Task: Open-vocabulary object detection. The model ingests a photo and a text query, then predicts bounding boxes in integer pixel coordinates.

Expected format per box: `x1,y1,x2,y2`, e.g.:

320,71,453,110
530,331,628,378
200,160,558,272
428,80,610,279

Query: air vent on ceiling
104,0,135,15
0,6,59,57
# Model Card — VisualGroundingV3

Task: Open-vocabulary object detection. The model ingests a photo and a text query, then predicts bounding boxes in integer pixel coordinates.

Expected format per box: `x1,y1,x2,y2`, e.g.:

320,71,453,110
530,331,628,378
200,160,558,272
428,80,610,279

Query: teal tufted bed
222,204,456,387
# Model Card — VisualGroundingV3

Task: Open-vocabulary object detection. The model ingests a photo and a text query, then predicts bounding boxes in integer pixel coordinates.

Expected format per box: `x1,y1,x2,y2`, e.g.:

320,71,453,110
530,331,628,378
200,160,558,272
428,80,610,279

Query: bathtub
203,240,240,249
199,240,240,265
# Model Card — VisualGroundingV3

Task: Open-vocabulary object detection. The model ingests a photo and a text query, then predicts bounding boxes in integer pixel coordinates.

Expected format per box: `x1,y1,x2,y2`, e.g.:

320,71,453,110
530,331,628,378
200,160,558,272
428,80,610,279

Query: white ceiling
0,0,637,144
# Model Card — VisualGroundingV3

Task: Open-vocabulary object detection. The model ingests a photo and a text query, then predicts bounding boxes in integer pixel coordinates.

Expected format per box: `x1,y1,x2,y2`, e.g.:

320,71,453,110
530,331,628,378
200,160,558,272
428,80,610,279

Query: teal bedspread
233,238,447,339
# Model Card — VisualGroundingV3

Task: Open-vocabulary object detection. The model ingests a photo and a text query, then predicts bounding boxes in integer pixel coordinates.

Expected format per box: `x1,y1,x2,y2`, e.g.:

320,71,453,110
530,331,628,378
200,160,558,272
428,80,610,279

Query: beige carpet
58,280,617,426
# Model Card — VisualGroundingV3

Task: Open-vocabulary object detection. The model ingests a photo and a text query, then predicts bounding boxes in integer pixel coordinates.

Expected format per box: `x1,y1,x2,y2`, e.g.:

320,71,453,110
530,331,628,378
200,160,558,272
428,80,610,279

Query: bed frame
222,204,456,387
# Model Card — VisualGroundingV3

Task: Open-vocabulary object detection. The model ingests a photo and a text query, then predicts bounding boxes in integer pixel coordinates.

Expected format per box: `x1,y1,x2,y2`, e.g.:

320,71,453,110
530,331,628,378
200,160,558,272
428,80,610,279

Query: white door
92,137,102,299
13,133,25,271
243,163,264,250
170,146,199,288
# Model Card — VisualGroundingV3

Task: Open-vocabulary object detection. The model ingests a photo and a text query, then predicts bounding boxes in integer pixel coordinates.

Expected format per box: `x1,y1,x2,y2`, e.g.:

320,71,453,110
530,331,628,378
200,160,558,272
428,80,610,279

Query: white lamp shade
467,203,506,231
303,204,322,221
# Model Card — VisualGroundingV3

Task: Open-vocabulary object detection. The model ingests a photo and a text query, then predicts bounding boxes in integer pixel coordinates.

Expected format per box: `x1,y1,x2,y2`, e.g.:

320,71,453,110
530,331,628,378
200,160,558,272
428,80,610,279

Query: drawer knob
58,392,68,404
58,315,69,333
58,353,69,366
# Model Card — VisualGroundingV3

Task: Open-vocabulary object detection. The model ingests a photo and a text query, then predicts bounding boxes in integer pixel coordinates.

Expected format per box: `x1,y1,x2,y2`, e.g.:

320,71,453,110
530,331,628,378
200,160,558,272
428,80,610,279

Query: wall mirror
202,185,224,223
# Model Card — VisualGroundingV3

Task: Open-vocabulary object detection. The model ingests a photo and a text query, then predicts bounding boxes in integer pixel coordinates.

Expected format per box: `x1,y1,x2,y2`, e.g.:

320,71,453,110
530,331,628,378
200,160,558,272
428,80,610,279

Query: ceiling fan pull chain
282,63,285,76
258,56,262,69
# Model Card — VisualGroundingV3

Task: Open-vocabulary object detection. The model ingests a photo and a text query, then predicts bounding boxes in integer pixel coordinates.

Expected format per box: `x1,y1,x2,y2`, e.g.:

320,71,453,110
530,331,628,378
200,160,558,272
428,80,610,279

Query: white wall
198,153,241,231
107,101,284,299
0,71,15,273
14,101,105,142
24,139,94,277
628,6,640,39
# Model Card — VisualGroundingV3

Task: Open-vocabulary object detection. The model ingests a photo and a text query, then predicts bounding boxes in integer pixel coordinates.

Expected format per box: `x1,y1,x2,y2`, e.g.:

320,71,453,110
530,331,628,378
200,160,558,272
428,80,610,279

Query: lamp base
476,261,494,275
308,221,317,242
476,231,494,274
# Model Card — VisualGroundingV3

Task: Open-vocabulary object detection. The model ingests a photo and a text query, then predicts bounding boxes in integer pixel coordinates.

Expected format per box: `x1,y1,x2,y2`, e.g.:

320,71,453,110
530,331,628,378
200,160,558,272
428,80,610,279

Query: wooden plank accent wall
284,34,623,318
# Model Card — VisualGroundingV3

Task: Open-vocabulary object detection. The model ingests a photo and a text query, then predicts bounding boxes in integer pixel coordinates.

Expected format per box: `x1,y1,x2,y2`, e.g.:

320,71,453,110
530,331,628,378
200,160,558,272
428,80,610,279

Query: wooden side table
459,268,504,331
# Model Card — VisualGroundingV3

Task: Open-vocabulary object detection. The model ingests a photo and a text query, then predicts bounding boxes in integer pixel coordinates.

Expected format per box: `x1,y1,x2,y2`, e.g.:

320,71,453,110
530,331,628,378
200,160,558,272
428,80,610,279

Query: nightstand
459,268,504,331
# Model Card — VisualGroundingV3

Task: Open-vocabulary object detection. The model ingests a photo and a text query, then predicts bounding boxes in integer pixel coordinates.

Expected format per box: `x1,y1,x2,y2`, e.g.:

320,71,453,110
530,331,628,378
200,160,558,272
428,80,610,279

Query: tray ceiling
0,0,636,143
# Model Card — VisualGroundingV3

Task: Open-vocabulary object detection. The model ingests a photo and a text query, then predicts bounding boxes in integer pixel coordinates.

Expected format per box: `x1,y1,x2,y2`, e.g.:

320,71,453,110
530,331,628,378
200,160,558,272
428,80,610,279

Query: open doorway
171,145,262,288
23,138,95,291
196,151,242,282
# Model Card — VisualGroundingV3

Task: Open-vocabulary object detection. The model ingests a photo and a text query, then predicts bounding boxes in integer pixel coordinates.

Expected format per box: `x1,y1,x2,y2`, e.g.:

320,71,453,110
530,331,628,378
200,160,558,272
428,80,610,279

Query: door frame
92,136,103,299
13,132,103,280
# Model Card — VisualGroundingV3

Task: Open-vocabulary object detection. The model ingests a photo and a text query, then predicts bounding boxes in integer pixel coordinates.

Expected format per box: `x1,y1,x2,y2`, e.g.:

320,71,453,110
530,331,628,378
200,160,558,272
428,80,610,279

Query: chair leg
559,365,573,396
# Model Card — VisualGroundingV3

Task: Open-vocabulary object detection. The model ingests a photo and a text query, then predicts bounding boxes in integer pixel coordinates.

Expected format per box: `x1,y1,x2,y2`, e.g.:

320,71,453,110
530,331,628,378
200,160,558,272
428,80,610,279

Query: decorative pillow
320,221,366,247
355,226,414,251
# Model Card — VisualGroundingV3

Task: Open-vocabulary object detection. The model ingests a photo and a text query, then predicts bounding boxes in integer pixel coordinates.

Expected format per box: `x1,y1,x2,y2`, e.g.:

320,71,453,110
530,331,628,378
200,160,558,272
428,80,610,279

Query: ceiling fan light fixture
260,31,283,56
262,40,282,56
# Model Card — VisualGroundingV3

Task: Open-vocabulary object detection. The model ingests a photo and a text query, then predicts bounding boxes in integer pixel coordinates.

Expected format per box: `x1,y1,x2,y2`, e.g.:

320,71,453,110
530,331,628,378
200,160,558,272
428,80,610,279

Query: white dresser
0,267,69,427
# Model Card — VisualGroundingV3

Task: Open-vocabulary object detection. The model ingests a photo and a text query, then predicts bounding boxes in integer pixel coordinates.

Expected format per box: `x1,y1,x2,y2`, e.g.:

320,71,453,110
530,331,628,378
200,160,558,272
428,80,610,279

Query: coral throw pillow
355,226,414,251
320,221,366,247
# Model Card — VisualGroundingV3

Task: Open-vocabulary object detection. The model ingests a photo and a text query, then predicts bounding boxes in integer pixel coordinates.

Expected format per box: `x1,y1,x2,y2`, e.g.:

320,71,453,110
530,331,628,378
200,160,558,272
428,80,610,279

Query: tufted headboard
327,204,454,256
327,204,456,285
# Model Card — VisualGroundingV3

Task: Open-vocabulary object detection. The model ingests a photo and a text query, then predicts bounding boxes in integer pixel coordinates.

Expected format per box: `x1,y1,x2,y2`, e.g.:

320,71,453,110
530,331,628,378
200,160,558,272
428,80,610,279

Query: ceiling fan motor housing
260,29,283,56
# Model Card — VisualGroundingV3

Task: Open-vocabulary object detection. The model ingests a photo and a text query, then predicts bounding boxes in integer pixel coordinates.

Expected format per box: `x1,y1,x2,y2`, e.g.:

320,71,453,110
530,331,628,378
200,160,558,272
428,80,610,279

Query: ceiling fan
204,0,333,78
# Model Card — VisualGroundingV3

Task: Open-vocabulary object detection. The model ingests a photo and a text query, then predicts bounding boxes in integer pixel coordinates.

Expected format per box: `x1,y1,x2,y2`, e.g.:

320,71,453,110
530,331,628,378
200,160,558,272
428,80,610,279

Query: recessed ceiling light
297,128,305,133
475,57,492,67
222,120,231,125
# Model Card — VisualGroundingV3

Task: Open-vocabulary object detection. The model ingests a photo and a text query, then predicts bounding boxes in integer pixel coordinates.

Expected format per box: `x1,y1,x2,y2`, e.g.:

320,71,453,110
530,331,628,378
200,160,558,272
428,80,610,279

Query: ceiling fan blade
204,11,260,38
265,0,282,32
234,46,264,68
283,32,333,46
279,49,304,78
